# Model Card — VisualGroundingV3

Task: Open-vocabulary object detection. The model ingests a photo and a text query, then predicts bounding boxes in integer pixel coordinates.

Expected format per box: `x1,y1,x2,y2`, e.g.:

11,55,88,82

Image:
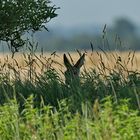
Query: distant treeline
1,17,140,52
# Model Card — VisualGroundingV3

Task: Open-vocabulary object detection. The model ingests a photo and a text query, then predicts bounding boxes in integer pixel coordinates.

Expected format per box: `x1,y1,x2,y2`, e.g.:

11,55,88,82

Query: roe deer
63,53,85,85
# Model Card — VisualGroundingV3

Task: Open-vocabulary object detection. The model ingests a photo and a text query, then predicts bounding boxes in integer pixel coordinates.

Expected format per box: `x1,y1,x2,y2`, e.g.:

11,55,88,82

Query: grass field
0,50,140,139
0,51,140,75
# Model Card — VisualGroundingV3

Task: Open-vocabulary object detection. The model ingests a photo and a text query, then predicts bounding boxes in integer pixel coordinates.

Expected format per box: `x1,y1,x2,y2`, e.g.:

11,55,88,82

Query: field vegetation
0,49,140,139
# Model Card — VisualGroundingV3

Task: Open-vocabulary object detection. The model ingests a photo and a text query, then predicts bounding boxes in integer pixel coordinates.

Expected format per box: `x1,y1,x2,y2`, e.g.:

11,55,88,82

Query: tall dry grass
0,51,139,79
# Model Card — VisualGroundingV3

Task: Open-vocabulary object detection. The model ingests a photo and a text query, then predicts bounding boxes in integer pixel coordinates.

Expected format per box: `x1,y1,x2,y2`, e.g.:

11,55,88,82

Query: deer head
63,53,85,85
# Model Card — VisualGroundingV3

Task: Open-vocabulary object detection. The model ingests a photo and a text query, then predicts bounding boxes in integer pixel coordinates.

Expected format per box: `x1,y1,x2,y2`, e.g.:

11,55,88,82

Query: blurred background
1,0,140,52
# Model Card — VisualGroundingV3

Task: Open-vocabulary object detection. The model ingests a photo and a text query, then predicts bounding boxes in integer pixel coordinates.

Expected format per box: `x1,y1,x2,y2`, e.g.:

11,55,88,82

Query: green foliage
0,96,140,139
0,0,58,52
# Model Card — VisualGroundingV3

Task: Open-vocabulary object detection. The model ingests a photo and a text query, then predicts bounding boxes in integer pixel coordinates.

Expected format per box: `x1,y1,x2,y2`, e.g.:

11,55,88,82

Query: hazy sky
50,0,140,28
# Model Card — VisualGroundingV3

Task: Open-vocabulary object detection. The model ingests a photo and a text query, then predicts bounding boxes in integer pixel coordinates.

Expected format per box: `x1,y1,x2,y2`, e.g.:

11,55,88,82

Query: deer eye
73,70,78,75
73,71,77,75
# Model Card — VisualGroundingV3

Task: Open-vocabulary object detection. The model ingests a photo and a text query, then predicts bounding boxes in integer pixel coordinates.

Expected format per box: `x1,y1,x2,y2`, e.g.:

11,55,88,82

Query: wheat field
0,51,140,79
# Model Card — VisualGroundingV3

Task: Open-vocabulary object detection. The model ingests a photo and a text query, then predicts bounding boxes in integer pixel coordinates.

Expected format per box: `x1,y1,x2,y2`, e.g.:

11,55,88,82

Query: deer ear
63,54,72,69
74,53,85,68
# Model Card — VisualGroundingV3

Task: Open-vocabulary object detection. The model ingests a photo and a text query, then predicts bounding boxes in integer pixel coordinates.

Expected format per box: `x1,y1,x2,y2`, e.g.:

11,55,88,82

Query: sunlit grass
0,50,140,139
0,96,140,140
0,51,140,78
